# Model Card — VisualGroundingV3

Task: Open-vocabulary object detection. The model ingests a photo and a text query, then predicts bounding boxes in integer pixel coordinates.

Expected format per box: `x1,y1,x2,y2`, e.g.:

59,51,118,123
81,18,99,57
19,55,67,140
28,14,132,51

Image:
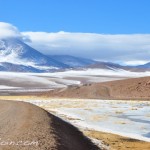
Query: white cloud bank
0,22,150,65
22,32,150,64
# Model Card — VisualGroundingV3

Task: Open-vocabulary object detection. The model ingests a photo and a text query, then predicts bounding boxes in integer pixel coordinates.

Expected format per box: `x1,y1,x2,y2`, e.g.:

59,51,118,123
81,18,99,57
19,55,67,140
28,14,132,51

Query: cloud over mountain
1,22,150,65
0,22,21,39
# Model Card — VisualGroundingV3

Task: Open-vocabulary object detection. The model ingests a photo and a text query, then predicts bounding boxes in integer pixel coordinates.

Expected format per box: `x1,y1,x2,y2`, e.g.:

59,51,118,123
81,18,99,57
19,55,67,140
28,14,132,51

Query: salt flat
23,99,150,142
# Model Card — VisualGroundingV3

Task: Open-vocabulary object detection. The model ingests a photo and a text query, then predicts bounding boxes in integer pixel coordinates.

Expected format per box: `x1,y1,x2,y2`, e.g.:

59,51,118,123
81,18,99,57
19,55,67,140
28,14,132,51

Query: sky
0,0,150,65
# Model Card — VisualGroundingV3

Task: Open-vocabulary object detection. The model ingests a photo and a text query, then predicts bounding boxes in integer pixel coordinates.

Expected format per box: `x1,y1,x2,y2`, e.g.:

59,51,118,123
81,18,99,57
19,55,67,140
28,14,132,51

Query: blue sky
0,0,150,33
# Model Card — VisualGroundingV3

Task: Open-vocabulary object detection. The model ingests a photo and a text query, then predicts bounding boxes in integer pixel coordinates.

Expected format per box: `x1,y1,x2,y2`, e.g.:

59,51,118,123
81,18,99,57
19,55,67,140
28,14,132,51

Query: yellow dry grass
84,130,150,150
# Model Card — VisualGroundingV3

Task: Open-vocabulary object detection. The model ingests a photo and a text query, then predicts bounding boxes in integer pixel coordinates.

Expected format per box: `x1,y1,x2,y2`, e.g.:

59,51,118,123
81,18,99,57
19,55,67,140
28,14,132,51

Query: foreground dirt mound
0,100,99,150
44,76,150,100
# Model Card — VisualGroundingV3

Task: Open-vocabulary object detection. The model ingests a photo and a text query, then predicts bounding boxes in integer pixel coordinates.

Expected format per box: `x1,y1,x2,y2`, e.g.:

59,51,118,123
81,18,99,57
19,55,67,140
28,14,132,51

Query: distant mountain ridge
0,37,150,72
49,55,97,67
85,62,125,70
135,62,150,69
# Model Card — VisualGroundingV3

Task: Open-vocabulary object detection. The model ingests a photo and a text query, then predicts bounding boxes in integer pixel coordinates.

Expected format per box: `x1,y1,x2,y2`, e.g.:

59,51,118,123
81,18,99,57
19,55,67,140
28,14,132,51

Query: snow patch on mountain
0,38,69,72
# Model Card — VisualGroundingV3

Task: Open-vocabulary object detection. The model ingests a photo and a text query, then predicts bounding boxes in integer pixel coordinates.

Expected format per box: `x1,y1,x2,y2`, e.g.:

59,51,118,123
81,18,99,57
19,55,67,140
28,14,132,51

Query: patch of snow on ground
0,85,21,89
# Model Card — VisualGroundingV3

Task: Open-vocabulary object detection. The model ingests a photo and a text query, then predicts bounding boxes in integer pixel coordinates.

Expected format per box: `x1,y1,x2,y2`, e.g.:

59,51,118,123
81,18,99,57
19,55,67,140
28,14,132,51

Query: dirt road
0,100,99,150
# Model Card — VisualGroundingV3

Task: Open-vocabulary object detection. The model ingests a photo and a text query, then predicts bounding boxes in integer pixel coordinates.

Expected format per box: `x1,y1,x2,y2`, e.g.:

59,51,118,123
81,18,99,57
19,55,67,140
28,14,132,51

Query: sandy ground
0,100,99,150
42,76,150,100
0,97,150,149
84,130,150,150
1,74,150,149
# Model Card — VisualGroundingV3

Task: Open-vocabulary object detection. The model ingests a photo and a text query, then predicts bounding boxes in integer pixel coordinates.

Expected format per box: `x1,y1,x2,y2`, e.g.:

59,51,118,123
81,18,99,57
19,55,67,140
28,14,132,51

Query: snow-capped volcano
0,38,69,72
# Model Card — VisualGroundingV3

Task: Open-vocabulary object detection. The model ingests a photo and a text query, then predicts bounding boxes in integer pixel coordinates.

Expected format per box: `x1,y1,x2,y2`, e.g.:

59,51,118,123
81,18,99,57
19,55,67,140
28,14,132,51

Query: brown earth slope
43,76,150,100
0,100,99,150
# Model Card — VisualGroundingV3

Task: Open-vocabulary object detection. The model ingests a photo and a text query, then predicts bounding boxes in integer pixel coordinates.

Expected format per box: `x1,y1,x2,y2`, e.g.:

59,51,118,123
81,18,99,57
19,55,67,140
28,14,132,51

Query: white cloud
0,22,22,39
22,31,150,64
122,60,150,66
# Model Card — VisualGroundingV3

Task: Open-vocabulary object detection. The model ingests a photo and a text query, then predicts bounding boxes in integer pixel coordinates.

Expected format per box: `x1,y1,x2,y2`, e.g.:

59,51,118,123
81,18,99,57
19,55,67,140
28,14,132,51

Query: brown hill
43,76,150,100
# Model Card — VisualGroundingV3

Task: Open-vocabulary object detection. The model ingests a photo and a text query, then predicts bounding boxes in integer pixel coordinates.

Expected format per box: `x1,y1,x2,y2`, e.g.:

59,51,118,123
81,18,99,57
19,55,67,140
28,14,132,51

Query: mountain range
0,37,150,72
0,38,69,72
